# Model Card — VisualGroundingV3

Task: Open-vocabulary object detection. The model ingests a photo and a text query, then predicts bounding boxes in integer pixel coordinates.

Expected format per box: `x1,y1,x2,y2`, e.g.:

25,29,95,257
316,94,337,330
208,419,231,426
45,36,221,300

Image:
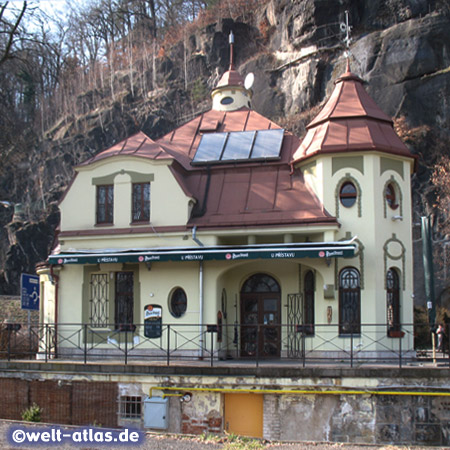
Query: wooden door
224,393,263,438
240,274,281,358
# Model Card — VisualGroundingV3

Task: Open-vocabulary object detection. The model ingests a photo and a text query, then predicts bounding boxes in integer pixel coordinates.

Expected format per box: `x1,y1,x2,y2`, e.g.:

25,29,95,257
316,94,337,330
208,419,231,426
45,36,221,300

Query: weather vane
340,10,352,64
229,31,235,70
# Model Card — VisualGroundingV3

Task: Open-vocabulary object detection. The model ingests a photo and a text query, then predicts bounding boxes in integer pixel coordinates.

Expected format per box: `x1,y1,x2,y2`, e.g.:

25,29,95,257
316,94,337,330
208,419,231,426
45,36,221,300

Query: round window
169,288,187,318
385,183,398,209
220,96,234,105
339,181,357,208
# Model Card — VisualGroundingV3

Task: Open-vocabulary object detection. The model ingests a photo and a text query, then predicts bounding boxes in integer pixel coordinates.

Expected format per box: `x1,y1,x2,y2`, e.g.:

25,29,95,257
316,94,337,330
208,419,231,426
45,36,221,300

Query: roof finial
229,31,235,70
340,10,352,71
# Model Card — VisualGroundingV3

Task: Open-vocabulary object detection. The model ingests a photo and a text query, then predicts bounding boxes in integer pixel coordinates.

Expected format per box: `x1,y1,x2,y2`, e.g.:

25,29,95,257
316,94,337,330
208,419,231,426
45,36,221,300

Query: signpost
21,274,40,327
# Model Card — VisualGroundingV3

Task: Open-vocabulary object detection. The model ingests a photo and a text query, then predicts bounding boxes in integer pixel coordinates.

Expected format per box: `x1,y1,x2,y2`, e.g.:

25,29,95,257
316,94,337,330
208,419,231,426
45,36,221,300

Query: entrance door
115,272,134,330
240,274,281,358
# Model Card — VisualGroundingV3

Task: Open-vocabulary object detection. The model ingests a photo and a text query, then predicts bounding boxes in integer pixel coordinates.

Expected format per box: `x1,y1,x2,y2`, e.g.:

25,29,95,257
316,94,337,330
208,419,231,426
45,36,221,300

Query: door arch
240,273,281,358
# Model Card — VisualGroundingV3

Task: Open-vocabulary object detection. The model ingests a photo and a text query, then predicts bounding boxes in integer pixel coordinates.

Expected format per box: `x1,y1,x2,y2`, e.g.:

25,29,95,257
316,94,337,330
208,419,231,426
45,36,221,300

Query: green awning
48,240,356,265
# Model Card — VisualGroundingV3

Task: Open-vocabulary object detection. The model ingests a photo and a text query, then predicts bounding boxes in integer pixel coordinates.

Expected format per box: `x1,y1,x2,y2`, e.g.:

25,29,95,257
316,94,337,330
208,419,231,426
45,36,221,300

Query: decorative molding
383,176,403,219
92,171,154,185
383,233,406,290
335,173,362,218
380,157,404,180
336,232,365,289
332,156,364,176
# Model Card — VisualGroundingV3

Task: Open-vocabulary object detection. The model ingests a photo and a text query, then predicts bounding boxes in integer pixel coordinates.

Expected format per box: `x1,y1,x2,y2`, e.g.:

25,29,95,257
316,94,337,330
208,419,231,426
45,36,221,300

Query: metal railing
0,321,448,369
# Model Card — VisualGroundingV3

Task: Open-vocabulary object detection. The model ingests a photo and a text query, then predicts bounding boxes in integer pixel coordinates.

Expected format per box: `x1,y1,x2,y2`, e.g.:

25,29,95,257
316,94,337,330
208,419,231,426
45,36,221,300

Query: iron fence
0,320,448,369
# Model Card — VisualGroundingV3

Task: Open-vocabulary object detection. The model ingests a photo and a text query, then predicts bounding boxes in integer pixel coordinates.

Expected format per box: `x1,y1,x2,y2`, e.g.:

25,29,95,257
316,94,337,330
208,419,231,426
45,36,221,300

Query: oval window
385,183,398,209
339,182,357,208
220,96,234,105
169,288,187,318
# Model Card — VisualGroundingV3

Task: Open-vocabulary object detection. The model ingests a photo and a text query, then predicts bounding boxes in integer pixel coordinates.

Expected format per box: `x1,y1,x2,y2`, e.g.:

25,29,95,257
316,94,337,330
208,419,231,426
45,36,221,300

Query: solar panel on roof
250,129,285,159
193,133,228,162
221,131,256,160
192,129,284,165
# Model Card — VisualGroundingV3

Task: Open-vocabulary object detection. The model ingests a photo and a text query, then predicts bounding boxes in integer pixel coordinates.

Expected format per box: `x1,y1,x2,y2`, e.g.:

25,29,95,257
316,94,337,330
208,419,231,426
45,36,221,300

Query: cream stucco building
38,51,415,363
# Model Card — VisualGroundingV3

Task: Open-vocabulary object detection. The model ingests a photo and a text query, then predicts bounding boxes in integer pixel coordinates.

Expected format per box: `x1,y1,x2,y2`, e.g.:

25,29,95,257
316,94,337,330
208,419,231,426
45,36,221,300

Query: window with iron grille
90,273,109,327
96,185,114,224
132,183,150,223
119,396,142,419
387,268,401,335
339,267,361,335
303,270,315,336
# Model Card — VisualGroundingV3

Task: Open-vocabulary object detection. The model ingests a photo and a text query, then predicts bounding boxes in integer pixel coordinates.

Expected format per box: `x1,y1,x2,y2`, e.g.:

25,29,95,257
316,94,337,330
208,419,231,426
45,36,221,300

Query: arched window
241,274,280,293
339,267,361,335
303,271,315,335
387,268,401,336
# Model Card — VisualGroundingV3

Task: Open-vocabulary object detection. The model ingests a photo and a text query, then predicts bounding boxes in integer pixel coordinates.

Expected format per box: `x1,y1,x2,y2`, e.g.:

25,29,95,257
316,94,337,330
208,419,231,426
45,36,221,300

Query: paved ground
0,420,434,450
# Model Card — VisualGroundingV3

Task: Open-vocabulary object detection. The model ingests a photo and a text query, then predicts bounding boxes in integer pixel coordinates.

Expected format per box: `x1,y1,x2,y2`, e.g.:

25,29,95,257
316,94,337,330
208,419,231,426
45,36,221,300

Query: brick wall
0,378,118,428
180,392,222,435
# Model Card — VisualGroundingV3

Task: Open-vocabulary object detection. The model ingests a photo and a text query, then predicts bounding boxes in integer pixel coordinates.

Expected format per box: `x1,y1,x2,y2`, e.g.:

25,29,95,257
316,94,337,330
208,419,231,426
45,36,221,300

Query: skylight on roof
192,129,284,165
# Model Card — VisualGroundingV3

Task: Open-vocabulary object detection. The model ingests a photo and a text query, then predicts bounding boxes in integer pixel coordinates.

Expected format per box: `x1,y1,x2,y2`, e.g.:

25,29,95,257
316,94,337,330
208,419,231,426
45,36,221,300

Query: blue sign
21,273,40,311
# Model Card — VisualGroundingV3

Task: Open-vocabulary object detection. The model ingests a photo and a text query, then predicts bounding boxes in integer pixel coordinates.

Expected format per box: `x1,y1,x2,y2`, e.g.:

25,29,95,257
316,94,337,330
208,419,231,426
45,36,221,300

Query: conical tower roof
292,63,413,164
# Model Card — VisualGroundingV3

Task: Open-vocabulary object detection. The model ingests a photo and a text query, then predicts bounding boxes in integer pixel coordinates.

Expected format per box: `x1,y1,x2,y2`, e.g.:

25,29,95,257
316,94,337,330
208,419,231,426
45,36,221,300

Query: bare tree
0,1,27,66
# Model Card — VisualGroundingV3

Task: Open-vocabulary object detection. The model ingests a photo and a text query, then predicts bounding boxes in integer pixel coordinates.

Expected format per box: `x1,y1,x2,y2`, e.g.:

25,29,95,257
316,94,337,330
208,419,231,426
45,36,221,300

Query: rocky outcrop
0,0,449,296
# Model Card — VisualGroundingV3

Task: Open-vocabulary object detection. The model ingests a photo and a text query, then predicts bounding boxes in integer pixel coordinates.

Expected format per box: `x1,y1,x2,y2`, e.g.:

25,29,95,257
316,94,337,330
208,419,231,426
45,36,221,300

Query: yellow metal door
224,393,263,438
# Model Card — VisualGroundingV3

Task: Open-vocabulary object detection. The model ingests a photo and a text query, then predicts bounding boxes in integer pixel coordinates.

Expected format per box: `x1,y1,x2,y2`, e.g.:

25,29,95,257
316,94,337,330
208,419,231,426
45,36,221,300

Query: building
34,39,419,439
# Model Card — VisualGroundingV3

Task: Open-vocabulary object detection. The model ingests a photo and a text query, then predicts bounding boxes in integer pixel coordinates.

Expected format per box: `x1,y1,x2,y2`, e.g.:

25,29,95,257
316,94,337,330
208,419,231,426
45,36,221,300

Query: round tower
211,32,252,111
292,61,416,347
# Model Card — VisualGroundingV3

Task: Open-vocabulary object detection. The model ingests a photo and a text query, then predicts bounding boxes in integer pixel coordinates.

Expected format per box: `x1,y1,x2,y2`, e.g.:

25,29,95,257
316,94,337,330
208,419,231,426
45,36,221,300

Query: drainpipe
192,226,204,359
198,261,204,359
192,226,204,247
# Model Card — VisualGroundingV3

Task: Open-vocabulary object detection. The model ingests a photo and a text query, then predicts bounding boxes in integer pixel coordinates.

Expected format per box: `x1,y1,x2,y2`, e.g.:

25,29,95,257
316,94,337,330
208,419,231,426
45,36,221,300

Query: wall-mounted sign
144,304,162,339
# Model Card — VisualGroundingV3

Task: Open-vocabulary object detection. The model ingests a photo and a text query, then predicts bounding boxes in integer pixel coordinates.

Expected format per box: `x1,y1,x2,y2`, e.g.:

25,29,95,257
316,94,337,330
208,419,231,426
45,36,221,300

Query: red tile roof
156,108,336,229
215,68,245,88
77,131,173,167
292,69,414,164
76,108,339,229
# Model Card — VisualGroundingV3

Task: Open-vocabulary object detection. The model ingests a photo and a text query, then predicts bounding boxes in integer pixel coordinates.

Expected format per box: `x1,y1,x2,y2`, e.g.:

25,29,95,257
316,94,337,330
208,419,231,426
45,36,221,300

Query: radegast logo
139,255,161,262
319,250,344,258
225,253,249,260
58,258,79,264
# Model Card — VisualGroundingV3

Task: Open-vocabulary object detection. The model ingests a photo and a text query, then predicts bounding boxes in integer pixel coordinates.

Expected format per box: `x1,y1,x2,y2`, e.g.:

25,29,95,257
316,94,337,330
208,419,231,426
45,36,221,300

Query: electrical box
143,396,168,429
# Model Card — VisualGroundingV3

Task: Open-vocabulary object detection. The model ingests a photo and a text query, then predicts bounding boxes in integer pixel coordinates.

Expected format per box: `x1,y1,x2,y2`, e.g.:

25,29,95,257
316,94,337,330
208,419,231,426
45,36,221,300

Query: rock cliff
0,0,449,299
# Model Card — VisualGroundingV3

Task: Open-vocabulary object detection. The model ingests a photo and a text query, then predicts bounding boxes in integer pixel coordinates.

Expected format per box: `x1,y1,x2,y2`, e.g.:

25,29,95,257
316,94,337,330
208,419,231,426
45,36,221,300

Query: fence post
45,324,49,363
350,331,353,368
29,324,33,360
125,329,128,365
167,325,170,367
7,327,11,361
210,331,214,368
84,324,88,364
399,332,402,369
302,327,306,368
256,324,260,369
